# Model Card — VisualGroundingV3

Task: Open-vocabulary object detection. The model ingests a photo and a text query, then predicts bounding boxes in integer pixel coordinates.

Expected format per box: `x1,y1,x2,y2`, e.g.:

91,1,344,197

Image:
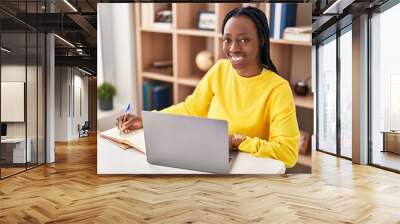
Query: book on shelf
142,80,172,111
99,127,146,154
151,60,173,68
269,3,297,39
283,26,311,42
153,83,172,110
142,80,157,111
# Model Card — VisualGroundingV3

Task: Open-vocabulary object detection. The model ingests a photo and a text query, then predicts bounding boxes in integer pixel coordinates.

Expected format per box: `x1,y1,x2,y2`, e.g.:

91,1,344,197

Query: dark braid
221,6,279,75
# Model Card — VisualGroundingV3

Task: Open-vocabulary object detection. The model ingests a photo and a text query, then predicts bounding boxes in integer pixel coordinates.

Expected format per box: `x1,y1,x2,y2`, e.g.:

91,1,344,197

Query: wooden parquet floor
1,134,400,223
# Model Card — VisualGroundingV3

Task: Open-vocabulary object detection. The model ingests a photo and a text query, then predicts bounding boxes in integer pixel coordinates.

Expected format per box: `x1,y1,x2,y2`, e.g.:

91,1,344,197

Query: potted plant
97,82,116,111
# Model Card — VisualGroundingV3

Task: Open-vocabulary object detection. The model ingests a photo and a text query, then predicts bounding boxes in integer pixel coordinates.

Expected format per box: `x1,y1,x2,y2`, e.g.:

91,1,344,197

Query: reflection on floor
372,151,400,171
0,163,41,178
0,167,25,178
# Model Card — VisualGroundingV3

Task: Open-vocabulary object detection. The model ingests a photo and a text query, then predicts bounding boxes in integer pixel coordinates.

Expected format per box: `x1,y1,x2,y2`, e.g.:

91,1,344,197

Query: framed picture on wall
197,11,216,31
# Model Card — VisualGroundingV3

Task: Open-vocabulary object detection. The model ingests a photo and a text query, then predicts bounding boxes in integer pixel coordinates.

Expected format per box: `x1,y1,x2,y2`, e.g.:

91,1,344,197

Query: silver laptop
142,111,237,174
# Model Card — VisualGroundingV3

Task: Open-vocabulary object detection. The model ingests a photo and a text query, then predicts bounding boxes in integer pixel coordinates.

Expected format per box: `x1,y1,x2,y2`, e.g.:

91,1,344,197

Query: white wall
98,3,137,114
55,67,68,141
1,65,34,137
1,63,46,164
54,67,89,141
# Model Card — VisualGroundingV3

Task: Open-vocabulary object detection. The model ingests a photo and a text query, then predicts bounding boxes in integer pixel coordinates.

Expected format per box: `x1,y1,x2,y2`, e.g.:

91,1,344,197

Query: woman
116,6,300,168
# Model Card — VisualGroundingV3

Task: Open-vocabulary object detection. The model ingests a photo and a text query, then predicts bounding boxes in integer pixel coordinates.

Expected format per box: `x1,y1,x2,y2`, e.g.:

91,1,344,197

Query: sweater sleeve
237,83,300,168
160,62,217,117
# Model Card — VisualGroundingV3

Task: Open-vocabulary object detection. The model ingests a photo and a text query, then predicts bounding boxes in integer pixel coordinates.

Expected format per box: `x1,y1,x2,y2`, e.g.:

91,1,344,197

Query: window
0,2,47,179
370,2,400,171
317,36,337,154
339,27,352,158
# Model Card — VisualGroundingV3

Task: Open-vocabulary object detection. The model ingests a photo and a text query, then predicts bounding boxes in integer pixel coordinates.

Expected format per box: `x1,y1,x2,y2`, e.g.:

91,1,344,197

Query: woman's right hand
115,113,143,134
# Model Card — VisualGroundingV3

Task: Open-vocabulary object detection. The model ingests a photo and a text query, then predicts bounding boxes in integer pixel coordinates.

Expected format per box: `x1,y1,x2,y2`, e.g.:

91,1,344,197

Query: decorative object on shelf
195,50,214,72
151,60,173,68
155,10,172,23
197,11,216,31
283,26,312,42
97,82,116,111
294,76,311,96
141,3,172,30
153,10,172,30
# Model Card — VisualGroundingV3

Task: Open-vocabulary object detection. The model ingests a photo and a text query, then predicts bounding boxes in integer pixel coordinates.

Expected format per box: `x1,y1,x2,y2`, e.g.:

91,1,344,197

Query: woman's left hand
229,134,245,150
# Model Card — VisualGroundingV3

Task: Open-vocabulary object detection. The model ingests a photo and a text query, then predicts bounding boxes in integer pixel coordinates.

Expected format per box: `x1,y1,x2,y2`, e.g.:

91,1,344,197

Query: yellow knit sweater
161,59,300,167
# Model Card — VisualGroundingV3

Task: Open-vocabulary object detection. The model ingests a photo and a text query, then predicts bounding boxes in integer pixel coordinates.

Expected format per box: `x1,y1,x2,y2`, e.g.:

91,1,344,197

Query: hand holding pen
119,102,131,135
116,103,143,134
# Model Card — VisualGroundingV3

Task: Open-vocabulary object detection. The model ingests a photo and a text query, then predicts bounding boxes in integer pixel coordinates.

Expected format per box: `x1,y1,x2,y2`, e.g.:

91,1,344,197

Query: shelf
140,32,173,73
135,3,313,134
176,29,216,37
177,76,202,87
294,95,313,109
176,35,214,78
270,38,311,47
140,27,173,34
175,3,214,30
144,66,173,76
142,71,174,83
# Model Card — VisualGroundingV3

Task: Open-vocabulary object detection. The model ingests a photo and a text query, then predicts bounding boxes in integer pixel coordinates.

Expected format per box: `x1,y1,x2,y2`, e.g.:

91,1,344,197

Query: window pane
27,31,38,169
340,29,352,158
38,33,46,165
371,3,400,171
318,37,337,154
1,31,27,177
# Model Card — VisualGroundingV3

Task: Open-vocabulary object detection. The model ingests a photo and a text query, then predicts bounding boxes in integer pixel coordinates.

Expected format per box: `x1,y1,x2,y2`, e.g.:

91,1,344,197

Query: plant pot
100,99,113,111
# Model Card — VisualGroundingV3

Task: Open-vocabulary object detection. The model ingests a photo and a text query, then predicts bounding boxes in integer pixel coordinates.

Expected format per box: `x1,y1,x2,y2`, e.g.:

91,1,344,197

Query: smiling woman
117,6,300,168
221,7,278,77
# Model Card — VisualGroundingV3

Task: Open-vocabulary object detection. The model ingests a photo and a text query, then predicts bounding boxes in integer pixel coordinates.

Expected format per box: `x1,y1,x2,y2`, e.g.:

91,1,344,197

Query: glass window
0,1,46,178
339,27,352,158
317,36,337,154
1,31,28,178
371,2,400,171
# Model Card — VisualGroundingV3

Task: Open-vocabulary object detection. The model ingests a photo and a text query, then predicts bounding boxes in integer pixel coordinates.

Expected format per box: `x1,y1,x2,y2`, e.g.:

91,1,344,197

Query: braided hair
221,6,278,75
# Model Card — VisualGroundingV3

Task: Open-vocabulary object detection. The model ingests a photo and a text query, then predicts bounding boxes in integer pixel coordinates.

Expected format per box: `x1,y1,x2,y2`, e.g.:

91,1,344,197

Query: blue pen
120,102,131,135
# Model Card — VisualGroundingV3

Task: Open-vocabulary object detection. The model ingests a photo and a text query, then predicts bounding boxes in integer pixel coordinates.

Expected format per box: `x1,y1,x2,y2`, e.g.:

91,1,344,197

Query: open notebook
99,127,146,154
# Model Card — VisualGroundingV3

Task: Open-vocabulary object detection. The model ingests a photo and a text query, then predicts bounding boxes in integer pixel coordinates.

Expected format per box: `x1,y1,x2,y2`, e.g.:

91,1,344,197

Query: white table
97,135,286,174
1,137,32,163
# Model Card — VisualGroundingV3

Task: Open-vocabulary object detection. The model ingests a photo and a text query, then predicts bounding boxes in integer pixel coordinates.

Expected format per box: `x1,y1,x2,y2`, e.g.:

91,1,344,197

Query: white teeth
230,56,243,62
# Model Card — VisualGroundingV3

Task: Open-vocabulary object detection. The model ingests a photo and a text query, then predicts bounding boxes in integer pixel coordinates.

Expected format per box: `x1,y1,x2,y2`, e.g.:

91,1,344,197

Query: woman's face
222,16,261,76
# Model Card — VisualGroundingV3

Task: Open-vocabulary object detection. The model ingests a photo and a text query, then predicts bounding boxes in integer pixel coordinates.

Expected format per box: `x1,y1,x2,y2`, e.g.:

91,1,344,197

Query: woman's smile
229,54,245,66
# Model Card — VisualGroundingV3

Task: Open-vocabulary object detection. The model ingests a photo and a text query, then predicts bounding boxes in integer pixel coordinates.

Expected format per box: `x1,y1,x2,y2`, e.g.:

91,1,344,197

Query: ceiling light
78,67,92,76
1,47,11,53
63,0,78,12
54,34,75,48
323,0,355,15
